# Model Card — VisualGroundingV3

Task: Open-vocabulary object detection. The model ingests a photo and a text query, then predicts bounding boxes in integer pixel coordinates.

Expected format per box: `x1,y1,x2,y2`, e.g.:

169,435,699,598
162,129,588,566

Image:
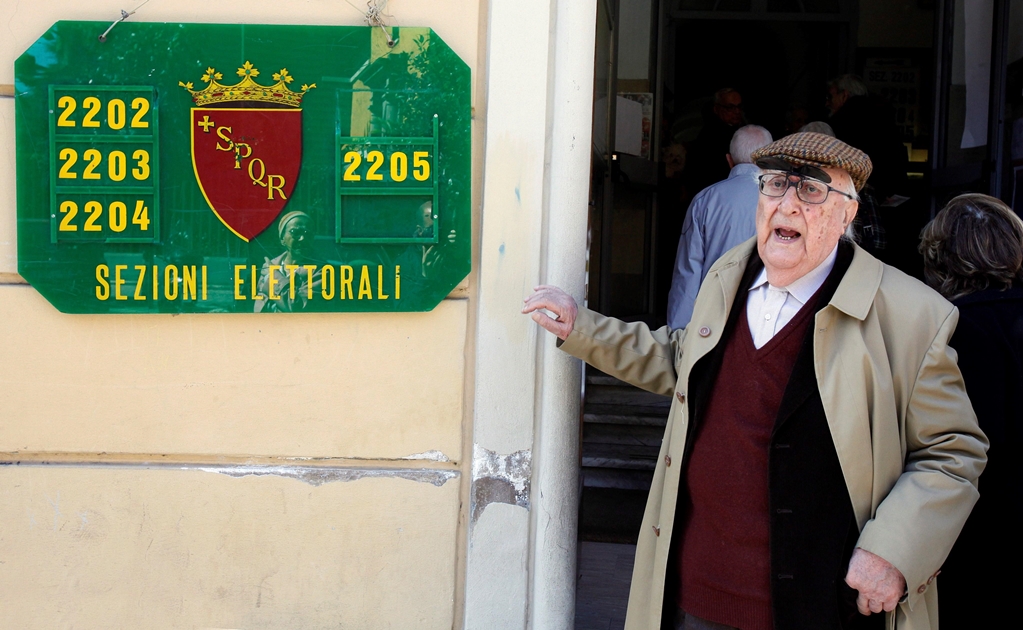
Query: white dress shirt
746,246,838,349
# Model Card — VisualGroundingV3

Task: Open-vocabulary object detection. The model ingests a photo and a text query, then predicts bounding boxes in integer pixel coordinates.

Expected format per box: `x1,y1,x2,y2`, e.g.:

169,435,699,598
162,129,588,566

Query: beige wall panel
0,286,466,460
0,465,459,629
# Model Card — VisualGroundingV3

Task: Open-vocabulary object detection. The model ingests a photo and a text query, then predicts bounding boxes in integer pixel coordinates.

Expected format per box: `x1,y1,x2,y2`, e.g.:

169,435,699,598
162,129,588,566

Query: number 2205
343,150,430,182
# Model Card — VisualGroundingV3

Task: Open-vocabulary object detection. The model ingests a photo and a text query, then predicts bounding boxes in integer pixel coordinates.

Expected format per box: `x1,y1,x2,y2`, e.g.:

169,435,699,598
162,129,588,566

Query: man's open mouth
775,228,801,241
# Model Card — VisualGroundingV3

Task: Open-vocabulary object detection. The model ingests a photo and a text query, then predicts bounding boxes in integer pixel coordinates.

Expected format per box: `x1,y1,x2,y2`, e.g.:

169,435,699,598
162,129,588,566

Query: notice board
15,21,471,313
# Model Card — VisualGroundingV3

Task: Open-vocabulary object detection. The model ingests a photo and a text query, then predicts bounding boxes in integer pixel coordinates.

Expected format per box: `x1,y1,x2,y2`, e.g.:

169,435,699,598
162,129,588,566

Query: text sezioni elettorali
94,263,402,301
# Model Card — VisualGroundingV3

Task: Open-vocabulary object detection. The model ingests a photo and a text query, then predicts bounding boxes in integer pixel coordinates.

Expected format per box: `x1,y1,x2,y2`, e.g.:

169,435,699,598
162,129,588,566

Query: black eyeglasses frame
757,173,856,205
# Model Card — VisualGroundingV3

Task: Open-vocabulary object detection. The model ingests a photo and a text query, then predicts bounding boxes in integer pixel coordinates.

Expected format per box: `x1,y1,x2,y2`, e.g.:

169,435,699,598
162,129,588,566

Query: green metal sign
15,21,471,313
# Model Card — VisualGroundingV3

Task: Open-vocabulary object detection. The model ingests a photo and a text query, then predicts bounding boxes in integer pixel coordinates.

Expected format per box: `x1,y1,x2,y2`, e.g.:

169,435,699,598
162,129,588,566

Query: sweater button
676,392,685,404
664,455,672,467
698,326,711,337
652,525,660,536
917,585,927,594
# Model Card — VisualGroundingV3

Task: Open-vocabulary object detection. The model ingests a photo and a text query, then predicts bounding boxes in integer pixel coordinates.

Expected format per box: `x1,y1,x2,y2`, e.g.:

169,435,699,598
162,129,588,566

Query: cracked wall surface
469,445,531,524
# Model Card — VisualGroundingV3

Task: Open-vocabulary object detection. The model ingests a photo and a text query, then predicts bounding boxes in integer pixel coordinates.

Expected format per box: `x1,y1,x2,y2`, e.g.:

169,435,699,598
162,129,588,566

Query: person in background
667,125,773,329
826,74,906,252
684,88,745,196
784,104,809,135
826,74,907,201
919,193,1023,629
799,120,835,137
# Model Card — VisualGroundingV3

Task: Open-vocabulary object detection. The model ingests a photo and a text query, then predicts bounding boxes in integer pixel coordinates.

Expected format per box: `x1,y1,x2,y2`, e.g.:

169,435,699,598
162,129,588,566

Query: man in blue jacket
667,125,772,329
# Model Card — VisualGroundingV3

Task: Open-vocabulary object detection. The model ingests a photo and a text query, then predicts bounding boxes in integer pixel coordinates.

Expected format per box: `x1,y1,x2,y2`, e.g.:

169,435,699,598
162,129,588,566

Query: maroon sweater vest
677,293,818,630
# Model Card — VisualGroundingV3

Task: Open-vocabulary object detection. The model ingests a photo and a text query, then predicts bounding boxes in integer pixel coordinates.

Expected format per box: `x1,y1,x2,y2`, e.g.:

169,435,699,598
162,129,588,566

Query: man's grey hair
798,121,836,137
729,125,773,164
828,74,868,97
714,87,739,105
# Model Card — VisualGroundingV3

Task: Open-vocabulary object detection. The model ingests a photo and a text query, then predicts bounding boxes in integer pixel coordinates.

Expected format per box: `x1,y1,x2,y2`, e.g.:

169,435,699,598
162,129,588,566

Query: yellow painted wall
0,1,481,627
0,289,467,459
0,467,460,629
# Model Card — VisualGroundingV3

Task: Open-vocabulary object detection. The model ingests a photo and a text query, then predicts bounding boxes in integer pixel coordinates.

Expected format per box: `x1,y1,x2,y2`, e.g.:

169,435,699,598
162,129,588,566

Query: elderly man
668,125,773,329
523,133,986,630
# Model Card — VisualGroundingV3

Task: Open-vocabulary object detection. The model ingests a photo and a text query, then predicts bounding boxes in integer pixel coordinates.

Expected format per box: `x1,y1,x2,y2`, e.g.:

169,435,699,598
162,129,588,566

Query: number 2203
57,148,150,182
343,150,430,182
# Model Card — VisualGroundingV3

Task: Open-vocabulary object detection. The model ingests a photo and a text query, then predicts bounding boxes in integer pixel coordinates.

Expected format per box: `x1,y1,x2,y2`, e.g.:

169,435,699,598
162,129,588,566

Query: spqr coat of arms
180,62,315,241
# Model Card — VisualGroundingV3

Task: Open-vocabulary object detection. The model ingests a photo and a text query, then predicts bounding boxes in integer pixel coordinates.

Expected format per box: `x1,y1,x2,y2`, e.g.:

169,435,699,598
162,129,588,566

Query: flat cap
751,131,873,192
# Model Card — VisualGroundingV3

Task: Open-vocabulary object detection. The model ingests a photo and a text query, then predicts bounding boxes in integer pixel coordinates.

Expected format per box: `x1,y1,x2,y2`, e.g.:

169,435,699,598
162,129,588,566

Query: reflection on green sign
16,21,471,313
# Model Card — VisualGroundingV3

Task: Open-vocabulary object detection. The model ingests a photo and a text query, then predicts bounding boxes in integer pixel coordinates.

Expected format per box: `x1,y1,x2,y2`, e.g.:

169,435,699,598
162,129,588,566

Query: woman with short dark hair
920,193,1023,299
919,193,1023,628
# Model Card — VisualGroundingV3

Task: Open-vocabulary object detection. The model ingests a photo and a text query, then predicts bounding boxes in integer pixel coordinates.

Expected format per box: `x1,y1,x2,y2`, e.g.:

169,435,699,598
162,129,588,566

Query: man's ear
845,200,859,228
726,153,735,169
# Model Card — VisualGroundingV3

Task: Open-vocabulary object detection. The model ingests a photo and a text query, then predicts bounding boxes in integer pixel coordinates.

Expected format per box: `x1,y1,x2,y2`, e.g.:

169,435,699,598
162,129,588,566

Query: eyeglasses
758,173,855,205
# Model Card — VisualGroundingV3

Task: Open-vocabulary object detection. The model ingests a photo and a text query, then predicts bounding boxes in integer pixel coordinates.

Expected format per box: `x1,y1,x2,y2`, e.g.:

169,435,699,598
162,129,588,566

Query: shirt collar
727,162,761,179
749,244,840,303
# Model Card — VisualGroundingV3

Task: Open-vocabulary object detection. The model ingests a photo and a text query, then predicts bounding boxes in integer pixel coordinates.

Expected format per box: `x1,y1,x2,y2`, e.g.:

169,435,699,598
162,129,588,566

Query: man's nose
778,185,803,213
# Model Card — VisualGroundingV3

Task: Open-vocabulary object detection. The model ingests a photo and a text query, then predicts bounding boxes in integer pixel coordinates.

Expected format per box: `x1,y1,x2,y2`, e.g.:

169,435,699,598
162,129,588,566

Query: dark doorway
576,2,1020,628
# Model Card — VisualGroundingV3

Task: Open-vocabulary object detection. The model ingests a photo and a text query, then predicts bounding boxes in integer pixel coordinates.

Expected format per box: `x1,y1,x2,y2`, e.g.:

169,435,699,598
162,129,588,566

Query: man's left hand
844,548,906,615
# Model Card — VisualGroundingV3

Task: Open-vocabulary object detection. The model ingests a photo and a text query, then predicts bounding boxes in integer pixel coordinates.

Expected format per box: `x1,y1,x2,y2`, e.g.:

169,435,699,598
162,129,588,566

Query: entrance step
581,369,670,492
581,467,654,490
579,369,670,542
584,381,671,418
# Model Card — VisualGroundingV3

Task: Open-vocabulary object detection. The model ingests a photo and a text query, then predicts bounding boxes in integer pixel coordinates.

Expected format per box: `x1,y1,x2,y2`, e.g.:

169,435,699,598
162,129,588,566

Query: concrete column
464,0,595,628
528,0,597,627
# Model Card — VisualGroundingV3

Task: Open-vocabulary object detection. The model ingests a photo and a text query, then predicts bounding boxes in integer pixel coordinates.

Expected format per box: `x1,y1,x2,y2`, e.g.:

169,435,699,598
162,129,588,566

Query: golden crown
179,61,316,108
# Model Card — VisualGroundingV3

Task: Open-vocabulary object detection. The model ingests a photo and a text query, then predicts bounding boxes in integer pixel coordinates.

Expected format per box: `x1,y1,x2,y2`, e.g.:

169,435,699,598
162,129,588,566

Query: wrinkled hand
845,548,906,615
522,285,578,340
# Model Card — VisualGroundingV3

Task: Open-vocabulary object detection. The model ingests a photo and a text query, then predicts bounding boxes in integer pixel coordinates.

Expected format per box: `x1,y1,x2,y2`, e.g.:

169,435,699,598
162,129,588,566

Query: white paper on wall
962,0,994,149
615,95,644,157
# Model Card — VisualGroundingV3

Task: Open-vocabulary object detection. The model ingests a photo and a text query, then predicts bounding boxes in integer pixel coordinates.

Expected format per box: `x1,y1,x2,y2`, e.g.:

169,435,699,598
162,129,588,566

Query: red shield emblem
191,107,302,241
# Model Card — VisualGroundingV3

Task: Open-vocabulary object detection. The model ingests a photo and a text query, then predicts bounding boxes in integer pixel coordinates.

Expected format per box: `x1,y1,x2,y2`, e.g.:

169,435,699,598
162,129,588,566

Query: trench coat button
927,570,941,584
676,392,685,404
664,455,672,467
698,326,711,337
917,585,927,594
652,525,660,536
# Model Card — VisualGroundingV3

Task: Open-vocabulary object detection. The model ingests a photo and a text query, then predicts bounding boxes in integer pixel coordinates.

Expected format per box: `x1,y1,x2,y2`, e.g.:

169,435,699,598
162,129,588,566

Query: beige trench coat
560,240,987,630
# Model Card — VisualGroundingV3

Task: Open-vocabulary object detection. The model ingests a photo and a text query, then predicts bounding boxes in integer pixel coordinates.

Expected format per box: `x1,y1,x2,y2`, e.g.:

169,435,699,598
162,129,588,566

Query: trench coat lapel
688,244,755,367
814,245,885,530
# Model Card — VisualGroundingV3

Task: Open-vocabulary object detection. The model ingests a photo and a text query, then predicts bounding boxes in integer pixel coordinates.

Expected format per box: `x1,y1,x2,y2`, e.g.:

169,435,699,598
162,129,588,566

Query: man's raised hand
522,285,578,341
